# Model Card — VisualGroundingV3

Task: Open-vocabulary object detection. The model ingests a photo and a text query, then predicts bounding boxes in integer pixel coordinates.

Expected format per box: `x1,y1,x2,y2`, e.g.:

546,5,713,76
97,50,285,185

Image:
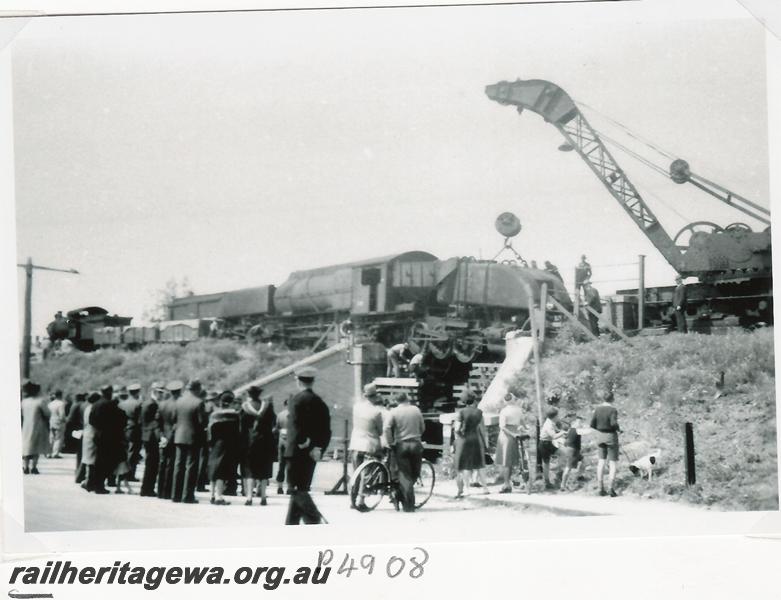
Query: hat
188,379,202,391
295,366,317,381
459,388,477,404
127,383,141,392
167,380,184,392
75,392,86,400
100,384,113,395
151,381,165,391
248,385,262,397
21,380,40,395
363,383,378,398
88,391,101,403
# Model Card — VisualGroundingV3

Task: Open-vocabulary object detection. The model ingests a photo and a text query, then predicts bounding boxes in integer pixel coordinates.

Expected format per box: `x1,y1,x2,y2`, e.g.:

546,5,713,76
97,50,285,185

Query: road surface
23,456,549,532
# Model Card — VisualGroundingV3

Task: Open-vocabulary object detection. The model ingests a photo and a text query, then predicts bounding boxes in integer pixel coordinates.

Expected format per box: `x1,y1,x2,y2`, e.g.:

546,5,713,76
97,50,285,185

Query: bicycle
349,450,436,512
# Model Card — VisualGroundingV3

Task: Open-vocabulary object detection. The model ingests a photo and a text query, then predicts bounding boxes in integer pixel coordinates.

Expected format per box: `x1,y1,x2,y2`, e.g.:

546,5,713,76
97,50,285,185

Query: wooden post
539,283,548,343
325,419,350,495
638,254,645,332
684,422,696,486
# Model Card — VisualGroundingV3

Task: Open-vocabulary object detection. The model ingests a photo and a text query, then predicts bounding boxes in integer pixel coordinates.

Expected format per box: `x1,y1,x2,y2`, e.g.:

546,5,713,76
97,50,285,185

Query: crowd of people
452,389,622,497
20,367,333,525
22,360,625,525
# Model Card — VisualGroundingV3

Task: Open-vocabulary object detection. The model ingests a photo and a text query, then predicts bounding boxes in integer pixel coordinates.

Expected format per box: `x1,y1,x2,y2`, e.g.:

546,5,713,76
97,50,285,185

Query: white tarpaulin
477,333,535,415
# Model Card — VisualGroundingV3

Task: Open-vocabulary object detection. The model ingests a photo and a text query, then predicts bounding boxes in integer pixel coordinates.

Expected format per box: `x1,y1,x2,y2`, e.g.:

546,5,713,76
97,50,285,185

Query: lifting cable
591,126,693,224
576,99,678,161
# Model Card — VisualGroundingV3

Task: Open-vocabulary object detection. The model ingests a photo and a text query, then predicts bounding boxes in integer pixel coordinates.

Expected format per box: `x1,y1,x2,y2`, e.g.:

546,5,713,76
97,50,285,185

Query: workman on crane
386,342,412,378
673,276,688,333
575,255,592,291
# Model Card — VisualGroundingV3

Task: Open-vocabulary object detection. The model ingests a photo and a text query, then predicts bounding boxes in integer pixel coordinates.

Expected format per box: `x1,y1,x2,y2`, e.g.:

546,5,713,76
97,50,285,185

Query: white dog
628,450,662,481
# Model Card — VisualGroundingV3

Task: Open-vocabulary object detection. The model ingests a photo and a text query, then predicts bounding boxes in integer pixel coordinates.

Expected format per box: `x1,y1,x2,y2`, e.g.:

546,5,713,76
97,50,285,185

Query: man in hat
673,275,688,333
119,383,143,481
383,392,425,512
156,380,182,499
575,254,592,291
88,385,124,493
171,379,207,503
139,382,164,496
349,383,384,511
349,383,384,471
21,380,50,474
285,367,331,525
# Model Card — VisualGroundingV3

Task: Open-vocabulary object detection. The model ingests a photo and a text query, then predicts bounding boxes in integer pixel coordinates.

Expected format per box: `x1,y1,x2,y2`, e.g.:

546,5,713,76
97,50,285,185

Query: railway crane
485,78,772,330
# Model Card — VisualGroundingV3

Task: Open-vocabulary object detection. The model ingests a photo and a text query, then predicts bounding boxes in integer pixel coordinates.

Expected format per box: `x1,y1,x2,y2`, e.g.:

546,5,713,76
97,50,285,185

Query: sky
10,2,772,338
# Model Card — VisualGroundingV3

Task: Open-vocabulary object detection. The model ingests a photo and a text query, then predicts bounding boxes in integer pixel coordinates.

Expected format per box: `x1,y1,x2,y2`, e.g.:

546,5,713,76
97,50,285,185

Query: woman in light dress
494,394,526,493
21,381,50,474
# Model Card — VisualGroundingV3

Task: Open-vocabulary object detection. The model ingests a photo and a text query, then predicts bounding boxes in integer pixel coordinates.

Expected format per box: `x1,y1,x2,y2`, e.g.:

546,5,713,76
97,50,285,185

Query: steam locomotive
48,250,572,361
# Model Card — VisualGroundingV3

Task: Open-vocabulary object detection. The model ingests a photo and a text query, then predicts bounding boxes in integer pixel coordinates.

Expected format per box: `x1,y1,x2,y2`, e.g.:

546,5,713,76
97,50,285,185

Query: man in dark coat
156,381,181,500
285,367,331,525
584,283,602,336
88,385,124,494
139,382,163,497
66,392,87,483
673,276,688,333
119,383,143,481
171,379,207,503
196,390,217,492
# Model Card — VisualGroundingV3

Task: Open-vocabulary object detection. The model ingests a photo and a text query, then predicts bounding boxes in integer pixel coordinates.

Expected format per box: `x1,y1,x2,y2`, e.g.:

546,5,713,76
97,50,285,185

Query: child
559,415,585,491
539,407,565,489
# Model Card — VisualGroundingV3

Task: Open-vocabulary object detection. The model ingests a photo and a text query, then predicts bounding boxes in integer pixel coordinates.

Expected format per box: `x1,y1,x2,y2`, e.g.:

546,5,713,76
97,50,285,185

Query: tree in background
142,277,193,323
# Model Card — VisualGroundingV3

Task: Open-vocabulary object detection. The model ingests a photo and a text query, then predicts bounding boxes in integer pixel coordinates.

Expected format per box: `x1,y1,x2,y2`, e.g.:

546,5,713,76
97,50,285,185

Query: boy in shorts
559,415,585,491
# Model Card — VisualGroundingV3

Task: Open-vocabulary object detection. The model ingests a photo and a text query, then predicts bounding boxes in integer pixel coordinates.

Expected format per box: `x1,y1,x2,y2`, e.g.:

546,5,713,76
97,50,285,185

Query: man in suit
171,379,207,504
285,367,331,525
139,382,163,497
88,385,124,494
156,381,181,500
119,383,143,481
673,276,688,333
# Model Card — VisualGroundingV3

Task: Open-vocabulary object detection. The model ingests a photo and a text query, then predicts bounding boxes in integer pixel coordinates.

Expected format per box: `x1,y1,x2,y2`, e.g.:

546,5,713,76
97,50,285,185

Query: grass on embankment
504,327,777,511
30,339,310,397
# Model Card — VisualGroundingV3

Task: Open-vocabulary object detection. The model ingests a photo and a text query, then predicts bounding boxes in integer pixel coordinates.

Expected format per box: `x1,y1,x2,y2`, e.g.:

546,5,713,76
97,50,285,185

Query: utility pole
17,258,79,379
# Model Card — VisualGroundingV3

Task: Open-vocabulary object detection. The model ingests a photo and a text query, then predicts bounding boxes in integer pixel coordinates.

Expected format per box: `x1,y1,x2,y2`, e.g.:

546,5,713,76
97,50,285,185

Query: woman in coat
453,389,489,497
21,381,50,474
240,385,277,506
208,391,240,505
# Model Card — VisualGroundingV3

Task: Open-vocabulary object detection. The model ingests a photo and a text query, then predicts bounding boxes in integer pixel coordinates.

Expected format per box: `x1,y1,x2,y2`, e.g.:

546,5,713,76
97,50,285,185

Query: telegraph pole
17,258,79,379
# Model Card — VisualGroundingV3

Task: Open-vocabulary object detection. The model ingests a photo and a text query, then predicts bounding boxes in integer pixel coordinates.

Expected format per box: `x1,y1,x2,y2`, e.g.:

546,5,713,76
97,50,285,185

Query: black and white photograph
2,0,779,559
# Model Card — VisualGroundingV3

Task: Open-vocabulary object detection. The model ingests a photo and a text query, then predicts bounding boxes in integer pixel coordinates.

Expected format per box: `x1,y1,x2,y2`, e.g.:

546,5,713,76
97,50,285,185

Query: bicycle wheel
414,460,436,509
350,460,390,511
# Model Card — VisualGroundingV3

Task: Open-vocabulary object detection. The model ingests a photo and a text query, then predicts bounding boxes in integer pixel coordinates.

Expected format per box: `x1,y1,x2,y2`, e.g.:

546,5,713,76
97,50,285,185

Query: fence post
638,254,645,331
684,422,696,486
